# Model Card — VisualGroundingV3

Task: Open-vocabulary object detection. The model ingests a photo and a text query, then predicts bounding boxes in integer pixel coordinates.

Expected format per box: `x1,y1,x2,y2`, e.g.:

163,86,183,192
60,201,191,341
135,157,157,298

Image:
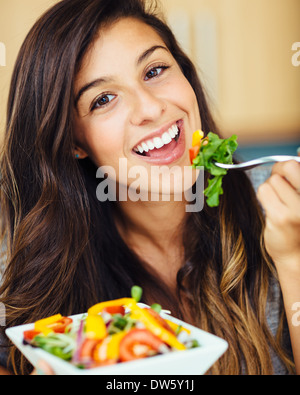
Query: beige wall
0,0,57,138
0,0,300,143
163,0,300,142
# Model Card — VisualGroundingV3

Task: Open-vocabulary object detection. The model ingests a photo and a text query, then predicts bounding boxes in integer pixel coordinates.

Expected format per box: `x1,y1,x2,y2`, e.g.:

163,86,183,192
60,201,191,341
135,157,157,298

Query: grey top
0,167,294,374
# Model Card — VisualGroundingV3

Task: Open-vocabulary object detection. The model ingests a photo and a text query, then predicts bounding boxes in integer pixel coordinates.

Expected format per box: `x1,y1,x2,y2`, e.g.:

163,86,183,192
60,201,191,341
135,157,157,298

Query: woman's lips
133,122,180,154
132,120,186,165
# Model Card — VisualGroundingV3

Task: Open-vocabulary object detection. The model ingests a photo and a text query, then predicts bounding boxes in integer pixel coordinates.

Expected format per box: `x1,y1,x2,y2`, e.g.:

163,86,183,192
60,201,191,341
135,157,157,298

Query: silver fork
215,155,300,170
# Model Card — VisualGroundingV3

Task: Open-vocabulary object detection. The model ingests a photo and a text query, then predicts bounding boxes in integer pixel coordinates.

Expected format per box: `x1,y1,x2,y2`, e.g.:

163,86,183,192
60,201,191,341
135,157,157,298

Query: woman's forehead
78,18,166,74
96,17,165,48
74,17,169,92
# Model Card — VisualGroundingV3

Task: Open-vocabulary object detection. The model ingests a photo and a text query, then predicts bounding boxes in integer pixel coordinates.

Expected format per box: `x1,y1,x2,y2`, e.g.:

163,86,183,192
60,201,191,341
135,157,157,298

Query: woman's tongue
145,139,177,157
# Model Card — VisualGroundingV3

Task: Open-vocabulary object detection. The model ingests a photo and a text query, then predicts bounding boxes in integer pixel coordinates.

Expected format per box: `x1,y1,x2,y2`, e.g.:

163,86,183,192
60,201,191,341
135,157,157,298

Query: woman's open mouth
132,120,185,165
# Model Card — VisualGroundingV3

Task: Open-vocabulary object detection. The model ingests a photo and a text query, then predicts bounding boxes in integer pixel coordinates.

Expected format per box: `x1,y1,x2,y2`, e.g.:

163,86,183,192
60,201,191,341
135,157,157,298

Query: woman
0,0,299,375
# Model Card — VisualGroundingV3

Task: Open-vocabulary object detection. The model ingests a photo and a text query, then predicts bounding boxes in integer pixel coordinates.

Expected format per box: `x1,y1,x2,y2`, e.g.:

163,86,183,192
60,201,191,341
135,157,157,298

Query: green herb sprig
192,132,238,207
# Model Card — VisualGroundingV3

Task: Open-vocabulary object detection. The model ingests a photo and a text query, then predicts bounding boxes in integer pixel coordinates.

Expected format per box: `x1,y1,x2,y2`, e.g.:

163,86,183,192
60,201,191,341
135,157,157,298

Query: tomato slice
79,338,99,362
102,306,125,315
119,329,164,362
23,330,41,342
48,317,73,333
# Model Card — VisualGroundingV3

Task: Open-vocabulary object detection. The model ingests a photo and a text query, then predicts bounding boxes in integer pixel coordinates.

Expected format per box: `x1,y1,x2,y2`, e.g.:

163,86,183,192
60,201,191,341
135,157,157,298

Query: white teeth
134,123,180,154
147,140,155,150
162,132,172,145
153,137,164,149
141,142,149,152
169,127,176,139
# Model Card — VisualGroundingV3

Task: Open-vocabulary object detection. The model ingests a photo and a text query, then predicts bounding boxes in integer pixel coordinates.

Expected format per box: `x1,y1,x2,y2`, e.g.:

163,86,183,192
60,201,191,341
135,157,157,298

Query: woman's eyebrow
136,45,169,65
74,45,169,108
75,76,113,108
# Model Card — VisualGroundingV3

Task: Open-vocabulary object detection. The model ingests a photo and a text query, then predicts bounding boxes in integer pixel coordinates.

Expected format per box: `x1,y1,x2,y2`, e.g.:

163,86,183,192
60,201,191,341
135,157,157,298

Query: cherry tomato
119,329,164,362
48,317,73,333
102,306,125,315
23,330,41,342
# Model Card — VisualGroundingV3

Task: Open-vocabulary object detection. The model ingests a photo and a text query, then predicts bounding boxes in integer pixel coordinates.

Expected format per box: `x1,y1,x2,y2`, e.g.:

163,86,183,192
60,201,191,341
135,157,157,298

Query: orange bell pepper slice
189,145,201,164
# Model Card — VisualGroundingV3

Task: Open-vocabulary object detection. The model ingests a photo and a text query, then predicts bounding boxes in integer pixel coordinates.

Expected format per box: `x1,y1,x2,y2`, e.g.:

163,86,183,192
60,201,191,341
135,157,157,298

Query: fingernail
36,367,46,375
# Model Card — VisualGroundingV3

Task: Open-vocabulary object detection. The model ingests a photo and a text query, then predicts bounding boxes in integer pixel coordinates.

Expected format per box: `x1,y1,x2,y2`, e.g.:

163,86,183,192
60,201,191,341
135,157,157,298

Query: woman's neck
116,199,186,248
114,199,187,287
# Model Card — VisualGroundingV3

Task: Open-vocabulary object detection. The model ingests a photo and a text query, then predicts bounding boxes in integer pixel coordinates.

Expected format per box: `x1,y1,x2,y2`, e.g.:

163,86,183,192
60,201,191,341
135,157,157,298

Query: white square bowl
6,310,228,375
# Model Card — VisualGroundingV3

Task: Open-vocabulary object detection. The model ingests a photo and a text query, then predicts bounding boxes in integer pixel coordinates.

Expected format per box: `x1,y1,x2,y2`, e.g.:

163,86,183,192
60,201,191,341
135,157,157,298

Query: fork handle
215,155,300,170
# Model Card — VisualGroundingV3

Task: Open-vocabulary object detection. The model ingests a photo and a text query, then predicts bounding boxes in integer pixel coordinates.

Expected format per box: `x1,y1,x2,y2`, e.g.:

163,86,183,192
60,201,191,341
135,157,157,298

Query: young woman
0,0,299,375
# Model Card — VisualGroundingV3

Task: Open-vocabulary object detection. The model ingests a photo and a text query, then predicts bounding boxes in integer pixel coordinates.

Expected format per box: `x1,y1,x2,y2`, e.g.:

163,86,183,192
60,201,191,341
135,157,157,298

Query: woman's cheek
168,76,200,121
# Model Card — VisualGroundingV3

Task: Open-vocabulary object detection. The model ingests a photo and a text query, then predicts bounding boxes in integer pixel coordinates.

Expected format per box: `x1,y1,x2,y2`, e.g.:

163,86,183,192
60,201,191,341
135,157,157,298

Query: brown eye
98,96,110,105
91,94,116,111
144,66,169,81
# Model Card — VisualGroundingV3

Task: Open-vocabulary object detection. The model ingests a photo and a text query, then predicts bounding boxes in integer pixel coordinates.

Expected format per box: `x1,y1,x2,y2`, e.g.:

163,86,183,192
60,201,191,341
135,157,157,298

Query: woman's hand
31,360,54,375
257,160,300,273
258,158,300,374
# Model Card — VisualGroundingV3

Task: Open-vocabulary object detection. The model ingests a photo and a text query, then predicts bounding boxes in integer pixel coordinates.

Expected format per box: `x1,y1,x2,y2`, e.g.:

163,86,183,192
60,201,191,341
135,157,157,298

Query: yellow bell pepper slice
88,298,135,316
34,314,62,335
165,319,191,335
106,331,128,360
129,306,186,351
192,130,204,147
88,297,186,351
86,314,107,340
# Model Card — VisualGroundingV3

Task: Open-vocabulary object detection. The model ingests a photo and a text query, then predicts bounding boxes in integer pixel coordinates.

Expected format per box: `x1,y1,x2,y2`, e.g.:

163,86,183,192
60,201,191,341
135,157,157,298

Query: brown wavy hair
0,0,294,374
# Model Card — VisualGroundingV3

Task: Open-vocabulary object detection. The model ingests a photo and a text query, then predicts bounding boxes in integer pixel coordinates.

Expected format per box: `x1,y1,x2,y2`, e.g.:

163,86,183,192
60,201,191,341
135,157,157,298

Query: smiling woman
73,17,199,192
0,0,299,375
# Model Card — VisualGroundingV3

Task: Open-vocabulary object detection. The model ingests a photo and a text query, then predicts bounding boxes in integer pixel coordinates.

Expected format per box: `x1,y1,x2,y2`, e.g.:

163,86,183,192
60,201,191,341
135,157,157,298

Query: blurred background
0,0,299,159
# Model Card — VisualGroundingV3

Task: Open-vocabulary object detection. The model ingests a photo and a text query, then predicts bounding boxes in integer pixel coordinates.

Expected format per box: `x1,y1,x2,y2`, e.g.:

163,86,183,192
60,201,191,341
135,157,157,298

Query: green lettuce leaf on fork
192,132,238,207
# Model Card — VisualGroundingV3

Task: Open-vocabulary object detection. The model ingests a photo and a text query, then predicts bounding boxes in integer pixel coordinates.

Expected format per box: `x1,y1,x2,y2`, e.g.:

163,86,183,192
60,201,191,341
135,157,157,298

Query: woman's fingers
257,160,300,266
258,180,285,220
31,360,54,375
257,160,300,223
266,173,300,209
271,160,300,193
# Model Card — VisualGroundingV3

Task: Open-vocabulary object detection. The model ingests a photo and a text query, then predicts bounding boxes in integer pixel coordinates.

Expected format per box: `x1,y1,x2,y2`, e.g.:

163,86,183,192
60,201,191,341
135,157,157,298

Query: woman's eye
144,66,168,81
91,94,116,111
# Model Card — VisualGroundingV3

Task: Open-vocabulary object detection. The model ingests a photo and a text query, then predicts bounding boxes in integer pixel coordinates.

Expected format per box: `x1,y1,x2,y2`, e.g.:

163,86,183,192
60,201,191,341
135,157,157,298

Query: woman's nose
129,85,166,126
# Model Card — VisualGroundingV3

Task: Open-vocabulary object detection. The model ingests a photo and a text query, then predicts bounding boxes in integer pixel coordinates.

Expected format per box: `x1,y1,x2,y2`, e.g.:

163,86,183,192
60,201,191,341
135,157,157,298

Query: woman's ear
74,146,89,159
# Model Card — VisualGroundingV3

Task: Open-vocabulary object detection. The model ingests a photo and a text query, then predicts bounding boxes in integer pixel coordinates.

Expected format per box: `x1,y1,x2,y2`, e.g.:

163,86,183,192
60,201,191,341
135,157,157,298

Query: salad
189,130,238,207
22,286,199,369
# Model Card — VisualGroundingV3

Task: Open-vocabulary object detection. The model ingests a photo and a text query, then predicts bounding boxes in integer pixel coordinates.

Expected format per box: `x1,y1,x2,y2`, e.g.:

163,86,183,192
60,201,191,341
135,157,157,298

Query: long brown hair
0,0,294,374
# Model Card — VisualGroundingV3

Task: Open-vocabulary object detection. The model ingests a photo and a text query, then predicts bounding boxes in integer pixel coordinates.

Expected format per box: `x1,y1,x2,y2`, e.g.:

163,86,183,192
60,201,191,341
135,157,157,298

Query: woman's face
73,17,202,196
